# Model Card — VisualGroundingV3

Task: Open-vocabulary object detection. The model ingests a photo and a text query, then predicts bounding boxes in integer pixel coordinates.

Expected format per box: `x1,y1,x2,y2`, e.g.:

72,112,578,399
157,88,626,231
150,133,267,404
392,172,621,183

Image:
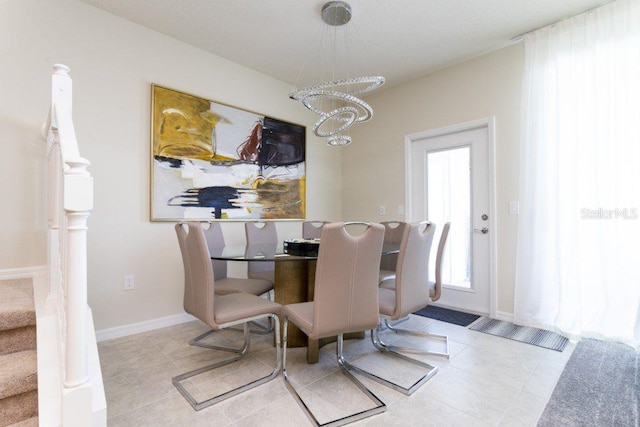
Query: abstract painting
151,85,306,221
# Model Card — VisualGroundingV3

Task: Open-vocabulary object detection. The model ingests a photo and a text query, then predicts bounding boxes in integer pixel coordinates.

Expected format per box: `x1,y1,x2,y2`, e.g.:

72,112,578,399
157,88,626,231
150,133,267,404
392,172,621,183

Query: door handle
474,227,489,234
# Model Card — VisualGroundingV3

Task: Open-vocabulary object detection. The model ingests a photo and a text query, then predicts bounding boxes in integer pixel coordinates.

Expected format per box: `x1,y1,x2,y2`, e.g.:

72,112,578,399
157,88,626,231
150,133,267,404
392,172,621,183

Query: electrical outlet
397,205,405,216
124,275,135,291
509,201,520,215
379,205,386,215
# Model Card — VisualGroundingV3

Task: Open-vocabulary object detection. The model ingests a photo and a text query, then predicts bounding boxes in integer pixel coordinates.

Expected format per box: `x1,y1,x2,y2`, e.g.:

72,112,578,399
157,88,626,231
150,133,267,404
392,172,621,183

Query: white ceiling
78,0,607,89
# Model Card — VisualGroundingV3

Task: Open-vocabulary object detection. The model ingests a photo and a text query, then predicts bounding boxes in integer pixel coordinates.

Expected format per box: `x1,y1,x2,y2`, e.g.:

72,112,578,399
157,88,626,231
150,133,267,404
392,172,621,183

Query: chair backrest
380,221,407,271
311,222,384,339
393,222,436,317
203,222,227,280
176,222,217,328
382,221,407,243
302,221,327,239
175,223,192,309
431,222,451,302
245,221,277,278
245,221,277,244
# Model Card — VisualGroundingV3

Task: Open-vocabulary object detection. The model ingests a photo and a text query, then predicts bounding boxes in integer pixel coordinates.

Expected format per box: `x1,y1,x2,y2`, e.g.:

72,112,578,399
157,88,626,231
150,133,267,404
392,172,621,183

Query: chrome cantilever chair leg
282,317,386,427
383,318,450,359
378,315,410,330
173,313,282,411
227,319,274,335
341,325,438,396
189,328,250,353
190,319,275,349
249,319,274,334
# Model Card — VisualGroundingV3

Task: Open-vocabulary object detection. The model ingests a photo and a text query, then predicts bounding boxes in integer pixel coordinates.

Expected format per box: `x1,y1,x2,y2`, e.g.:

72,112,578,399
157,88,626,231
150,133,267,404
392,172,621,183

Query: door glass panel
427,146,471,289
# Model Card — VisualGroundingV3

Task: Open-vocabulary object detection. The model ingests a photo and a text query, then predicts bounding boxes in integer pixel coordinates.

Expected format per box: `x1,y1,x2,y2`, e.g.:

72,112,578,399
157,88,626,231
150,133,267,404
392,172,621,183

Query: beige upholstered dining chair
379,222,451,308
351,221,443,395
378,221,407,284
282,222,386,426
202,222,273,297
427,221,451,303
202,221,275,334
244,221,277,284
377,222,451,359
302,220,327,239
173,222,282,410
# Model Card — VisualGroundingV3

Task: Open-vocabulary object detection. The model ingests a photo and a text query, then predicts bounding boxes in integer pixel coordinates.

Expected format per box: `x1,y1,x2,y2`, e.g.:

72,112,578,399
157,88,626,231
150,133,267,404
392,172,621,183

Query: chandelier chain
290,1,384,146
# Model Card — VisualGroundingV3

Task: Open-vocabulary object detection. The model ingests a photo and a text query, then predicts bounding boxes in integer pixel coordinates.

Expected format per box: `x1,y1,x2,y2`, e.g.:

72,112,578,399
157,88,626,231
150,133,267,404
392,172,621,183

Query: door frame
404,117,497,318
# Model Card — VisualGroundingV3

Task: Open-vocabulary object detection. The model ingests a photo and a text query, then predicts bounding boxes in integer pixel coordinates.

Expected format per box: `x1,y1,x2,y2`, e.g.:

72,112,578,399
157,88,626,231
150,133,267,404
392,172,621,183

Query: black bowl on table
283,238,320,257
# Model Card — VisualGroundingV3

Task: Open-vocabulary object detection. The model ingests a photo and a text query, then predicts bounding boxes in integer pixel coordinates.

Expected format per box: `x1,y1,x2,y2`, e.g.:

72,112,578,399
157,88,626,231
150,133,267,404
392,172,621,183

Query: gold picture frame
151,85,306,221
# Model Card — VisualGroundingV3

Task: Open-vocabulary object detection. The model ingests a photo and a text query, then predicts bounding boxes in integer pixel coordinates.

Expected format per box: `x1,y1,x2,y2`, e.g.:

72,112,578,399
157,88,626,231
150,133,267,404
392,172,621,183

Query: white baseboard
0,265,47,280
494,310,514,322
95,312,197,342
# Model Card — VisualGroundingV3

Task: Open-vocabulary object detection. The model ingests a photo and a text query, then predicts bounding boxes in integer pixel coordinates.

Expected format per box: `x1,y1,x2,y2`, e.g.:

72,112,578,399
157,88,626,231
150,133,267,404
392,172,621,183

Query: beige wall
0,0,342,329
1,0,524,326
343,44,523,314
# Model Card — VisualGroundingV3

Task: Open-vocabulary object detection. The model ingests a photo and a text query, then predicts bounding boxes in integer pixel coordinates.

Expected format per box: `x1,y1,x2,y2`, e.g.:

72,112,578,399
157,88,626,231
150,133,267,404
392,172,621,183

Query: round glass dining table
209,242,399,363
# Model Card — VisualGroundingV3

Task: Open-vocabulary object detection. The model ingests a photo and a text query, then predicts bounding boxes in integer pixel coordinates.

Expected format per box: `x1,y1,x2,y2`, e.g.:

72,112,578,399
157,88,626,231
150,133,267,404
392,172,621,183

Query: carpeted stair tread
0,279,38,427
0,350,37,400
0,280,35,332
0,390,38,427
0,327,36,356
7,415,38,427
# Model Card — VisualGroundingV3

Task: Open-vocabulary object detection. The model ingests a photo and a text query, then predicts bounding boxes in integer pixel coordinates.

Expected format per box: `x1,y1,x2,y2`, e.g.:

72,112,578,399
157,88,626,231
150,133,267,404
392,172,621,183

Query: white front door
405,119,495,316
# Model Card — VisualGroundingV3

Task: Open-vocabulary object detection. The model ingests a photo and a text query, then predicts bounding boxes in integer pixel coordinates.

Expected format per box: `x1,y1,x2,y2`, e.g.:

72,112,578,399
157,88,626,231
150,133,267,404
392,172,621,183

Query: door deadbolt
481,214,488,220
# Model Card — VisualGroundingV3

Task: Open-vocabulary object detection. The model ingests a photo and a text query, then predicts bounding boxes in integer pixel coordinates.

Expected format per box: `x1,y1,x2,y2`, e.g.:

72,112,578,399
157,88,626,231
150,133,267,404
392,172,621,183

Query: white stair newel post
63,158,93,388
49,63,93,387
41,63,105,426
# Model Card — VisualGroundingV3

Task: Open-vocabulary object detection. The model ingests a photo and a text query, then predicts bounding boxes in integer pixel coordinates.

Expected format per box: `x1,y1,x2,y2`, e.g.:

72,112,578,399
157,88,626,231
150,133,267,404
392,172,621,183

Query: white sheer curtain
515,0,640,349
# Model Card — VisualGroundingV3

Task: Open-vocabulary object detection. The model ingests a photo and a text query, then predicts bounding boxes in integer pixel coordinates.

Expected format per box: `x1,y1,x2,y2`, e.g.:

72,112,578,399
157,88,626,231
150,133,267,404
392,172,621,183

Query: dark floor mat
413,305,480,327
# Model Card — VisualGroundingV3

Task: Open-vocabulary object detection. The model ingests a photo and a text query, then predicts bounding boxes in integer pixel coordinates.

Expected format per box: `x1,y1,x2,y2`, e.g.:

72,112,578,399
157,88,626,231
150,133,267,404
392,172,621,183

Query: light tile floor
98,315,575,426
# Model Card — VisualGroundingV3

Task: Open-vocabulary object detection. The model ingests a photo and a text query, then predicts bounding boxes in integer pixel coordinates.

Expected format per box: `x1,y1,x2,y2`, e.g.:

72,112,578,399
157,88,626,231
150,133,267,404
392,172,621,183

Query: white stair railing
42,64,104,426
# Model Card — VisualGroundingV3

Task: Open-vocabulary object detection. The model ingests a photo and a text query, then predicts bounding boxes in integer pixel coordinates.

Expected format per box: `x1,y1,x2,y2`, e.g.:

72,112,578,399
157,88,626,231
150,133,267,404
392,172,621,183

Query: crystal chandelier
290,1,385,146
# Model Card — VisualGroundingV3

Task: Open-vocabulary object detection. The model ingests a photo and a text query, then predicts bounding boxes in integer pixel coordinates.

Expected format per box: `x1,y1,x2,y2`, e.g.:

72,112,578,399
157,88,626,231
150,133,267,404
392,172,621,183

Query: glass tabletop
209,242,400,262
209,243,313,262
